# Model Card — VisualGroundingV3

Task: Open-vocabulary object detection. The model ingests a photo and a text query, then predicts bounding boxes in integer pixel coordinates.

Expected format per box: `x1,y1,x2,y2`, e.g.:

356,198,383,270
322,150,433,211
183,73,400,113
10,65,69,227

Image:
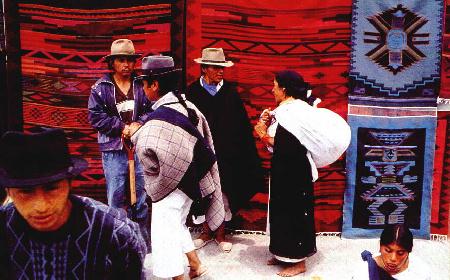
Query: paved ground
144,232,449,280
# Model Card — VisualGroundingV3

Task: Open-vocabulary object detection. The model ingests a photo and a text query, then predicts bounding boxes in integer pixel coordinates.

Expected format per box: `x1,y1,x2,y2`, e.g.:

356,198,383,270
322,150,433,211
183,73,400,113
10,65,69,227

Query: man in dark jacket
186,48,264,252
0,128,147,279
88,39,151,248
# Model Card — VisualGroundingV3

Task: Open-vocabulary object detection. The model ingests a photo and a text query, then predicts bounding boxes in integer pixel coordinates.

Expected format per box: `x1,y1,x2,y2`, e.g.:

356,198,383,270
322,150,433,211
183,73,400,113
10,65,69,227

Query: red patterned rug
17,0,178,202
8,0,449,234
186,0,352,232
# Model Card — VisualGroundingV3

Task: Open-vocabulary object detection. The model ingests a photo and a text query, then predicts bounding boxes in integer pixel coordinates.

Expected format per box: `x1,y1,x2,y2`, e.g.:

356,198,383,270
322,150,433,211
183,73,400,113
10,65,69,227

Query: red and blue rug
343,0,444,238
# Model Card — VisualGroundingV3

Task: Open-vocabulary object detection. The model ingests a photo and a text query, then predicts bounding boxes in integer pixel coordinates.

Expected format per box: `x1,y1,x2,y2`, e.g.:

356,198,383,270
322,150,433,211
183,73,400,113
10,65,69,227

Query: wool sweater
0,195,147,280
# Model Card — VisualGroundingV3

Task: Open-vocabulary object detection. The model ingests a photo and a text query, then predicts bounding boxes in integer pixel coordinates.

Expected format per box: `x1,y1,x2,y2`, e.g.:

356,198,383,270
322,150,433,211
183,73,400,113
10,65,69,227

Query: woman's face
272,79,286,105
379,242,409,274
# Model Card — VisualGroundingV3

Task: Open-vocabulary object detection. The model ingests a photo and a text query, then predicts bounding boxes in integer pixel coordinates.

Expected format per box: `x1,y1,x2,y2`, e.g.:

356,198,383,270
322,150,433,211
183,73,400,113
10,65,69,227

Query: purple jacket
88,74,153,152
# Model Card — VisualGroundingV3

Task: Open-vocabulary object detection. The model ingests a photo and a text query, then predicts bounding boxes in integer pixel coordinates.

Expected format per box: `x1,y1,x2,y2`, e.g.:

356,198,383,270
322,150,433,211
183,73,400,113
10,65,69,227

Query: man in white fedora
186,48,264,253
88,39,151,250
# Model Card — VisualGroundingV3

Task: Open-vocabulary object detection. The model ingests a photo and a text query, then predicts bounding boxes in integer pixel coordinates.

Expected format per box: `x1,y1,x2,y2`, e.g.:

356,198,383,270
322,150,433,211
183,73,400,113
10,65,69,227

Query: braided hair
174,91,199,127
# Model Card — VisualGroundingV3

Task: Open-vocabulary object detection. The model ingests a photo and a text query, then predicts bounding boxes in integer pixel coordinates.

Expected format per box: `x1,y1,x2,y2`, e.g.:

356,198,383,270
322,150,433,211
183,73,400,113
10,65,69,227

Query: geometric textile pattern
431,115,450,235
343,115,436,238
441,1,450,99
365,5,428,75
18,1,174,202
186,0,352,232
343,0,446,237
430,1,450,235
349,0,444,106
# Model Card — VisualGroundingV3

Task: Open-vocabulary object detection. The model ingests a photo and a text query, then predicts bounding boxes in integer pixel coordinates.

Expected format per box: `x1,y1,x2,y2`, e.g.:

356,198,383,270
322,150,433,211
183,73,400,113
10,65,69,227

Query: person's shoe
193,237,212,249
189,264,207,279
215,239,232,253
193,232,213,249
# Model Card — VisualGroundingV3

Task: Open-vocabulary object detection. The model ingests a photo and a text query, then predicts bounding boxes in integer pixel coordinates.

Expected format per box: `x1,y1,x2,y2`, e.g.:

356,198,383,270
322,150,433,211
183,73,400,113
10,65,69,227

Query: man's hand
122,124,131,138
128,122,142,137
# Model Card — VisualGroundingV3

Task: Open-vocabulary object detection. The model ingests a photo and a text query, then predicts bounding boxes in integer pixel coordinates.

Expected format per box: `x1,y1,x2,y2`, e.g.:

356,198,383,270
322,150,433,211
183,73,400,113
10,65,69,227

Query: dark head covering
138,55,181,78
380,224,413,252
0,128,88,187
275,70,310,102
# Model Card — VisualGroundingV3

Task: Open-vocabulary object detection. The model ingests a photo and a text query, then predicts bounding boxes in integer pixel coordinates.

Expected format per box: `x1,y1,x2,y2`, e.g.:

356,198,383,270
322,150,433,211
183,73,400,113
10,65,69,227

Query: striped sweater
0,195,146,279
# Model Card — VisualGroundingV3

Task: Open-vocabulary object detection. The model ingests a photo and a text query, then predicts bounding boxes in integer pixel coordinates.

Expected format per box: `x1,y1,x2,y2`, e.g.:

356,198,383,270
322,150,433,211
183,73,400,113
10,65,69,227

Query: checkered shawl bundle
132,92,225,231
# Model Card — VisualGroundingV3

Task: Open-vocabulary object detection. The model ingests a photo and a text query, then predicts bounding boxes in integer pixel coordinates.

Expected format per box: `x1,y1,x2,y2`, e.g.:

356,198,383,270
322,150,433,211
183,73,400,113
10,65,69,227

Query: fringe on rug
189,227,449,242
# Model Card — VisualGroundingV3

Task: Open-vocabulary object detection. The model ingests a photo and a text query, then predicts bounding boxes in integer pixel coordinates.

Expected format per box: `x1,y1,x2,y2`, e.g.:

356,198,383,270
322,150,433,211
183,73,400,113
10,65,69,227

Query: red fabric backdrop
187,0,352,232
8,0,449,234
18,1,176,202
432,0,450,235
186,0,450,234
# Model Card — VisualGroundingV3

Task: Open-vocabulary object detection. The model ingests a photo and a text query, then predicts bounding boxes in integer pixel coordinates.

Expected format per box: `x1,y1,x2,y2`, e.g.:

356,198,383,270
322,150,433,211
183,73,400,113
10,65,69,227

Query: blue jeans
102,150,148,221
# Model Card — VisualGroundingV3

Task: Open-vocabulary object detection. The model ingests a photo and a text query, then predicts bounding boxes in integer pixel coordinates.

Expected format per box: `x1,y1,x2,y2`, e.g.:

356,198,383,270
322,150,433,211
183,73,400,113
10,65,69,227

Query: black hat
0,128,88,187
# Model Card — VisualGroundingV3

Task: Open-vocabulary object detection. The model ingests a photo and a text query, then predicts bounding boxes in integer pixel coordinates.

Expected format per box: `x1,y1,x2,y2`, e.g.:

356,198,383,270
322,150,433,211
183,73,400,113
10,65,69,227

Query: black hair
143,71,180,94
0,188,6,205
275,70,310,102
107,59,114,71
106,56,137,71
175,93,199,127
200,64,224,75
143,72,199,126
380,224,413,252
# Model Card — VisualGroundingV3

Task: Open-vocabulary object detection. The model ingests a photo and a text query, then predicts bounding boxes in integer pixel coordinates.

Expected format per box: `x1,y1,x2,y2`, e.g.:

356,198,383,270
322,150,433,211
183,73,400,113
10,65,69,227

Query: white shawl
270,99,351,181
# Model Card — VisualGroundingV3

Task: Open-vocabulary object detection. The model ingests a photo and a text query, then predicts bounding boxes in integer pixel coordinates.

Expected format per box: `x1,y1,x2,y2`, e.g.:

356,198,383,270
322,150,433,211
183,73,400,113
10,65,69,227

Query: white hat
194,48,234,67
104,39,141,60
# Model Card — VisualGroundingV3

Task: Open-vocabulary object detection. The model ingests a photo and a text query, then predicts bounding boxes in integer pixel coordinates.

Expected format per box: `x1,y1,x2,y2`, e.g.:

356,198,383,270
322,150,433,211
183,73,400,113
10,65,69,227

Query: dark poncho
186,79,264,213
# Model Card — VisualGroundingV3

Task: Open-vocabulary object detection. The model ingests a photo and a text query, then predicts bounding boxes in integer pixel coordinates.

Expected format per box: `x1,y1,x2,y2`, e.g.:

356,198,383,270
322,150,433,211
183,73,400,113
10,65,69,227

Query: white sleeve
350,260,369,280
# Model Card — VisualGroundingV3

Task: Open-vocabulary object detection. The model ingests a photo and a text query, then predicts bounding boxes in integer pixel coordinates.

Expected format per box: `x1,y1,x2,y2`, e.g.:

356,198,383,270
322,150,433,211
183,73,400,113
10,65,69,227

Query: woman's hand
259,108,272,126
255,121,274,147
254,121,268,139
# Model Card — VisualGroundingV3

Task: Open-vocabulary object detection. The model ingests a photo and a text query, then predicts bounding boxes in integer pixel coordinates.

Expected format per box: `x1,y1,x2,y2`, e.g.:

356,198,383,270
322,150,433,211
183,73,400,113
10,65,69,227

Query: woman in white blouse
353,224,431,280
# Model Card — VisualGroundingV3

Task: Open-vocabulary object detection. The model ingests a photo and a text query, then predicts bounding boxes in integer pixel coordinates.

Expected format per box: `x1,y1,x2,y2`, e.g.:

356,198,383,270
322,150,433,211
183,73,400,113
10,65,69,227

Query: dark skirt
269,125,317,259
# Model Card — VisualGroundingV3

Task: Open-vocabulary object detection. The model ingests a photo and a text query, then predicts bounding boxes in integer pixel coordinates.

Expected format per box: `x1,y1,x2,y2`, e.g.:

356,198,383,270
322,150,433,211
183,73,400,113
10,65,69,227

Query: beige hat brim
104,53,141,60
194,58,234,67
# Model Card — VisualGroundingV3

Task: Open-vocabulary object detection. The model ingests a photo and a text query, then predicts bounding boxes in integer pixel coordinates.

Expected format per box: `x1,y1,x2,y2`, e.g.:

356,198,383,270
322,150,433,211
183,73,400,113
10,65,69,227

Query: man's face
6,179,72,232
142,79,159,101
202,65,224,85
112,56,136,79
